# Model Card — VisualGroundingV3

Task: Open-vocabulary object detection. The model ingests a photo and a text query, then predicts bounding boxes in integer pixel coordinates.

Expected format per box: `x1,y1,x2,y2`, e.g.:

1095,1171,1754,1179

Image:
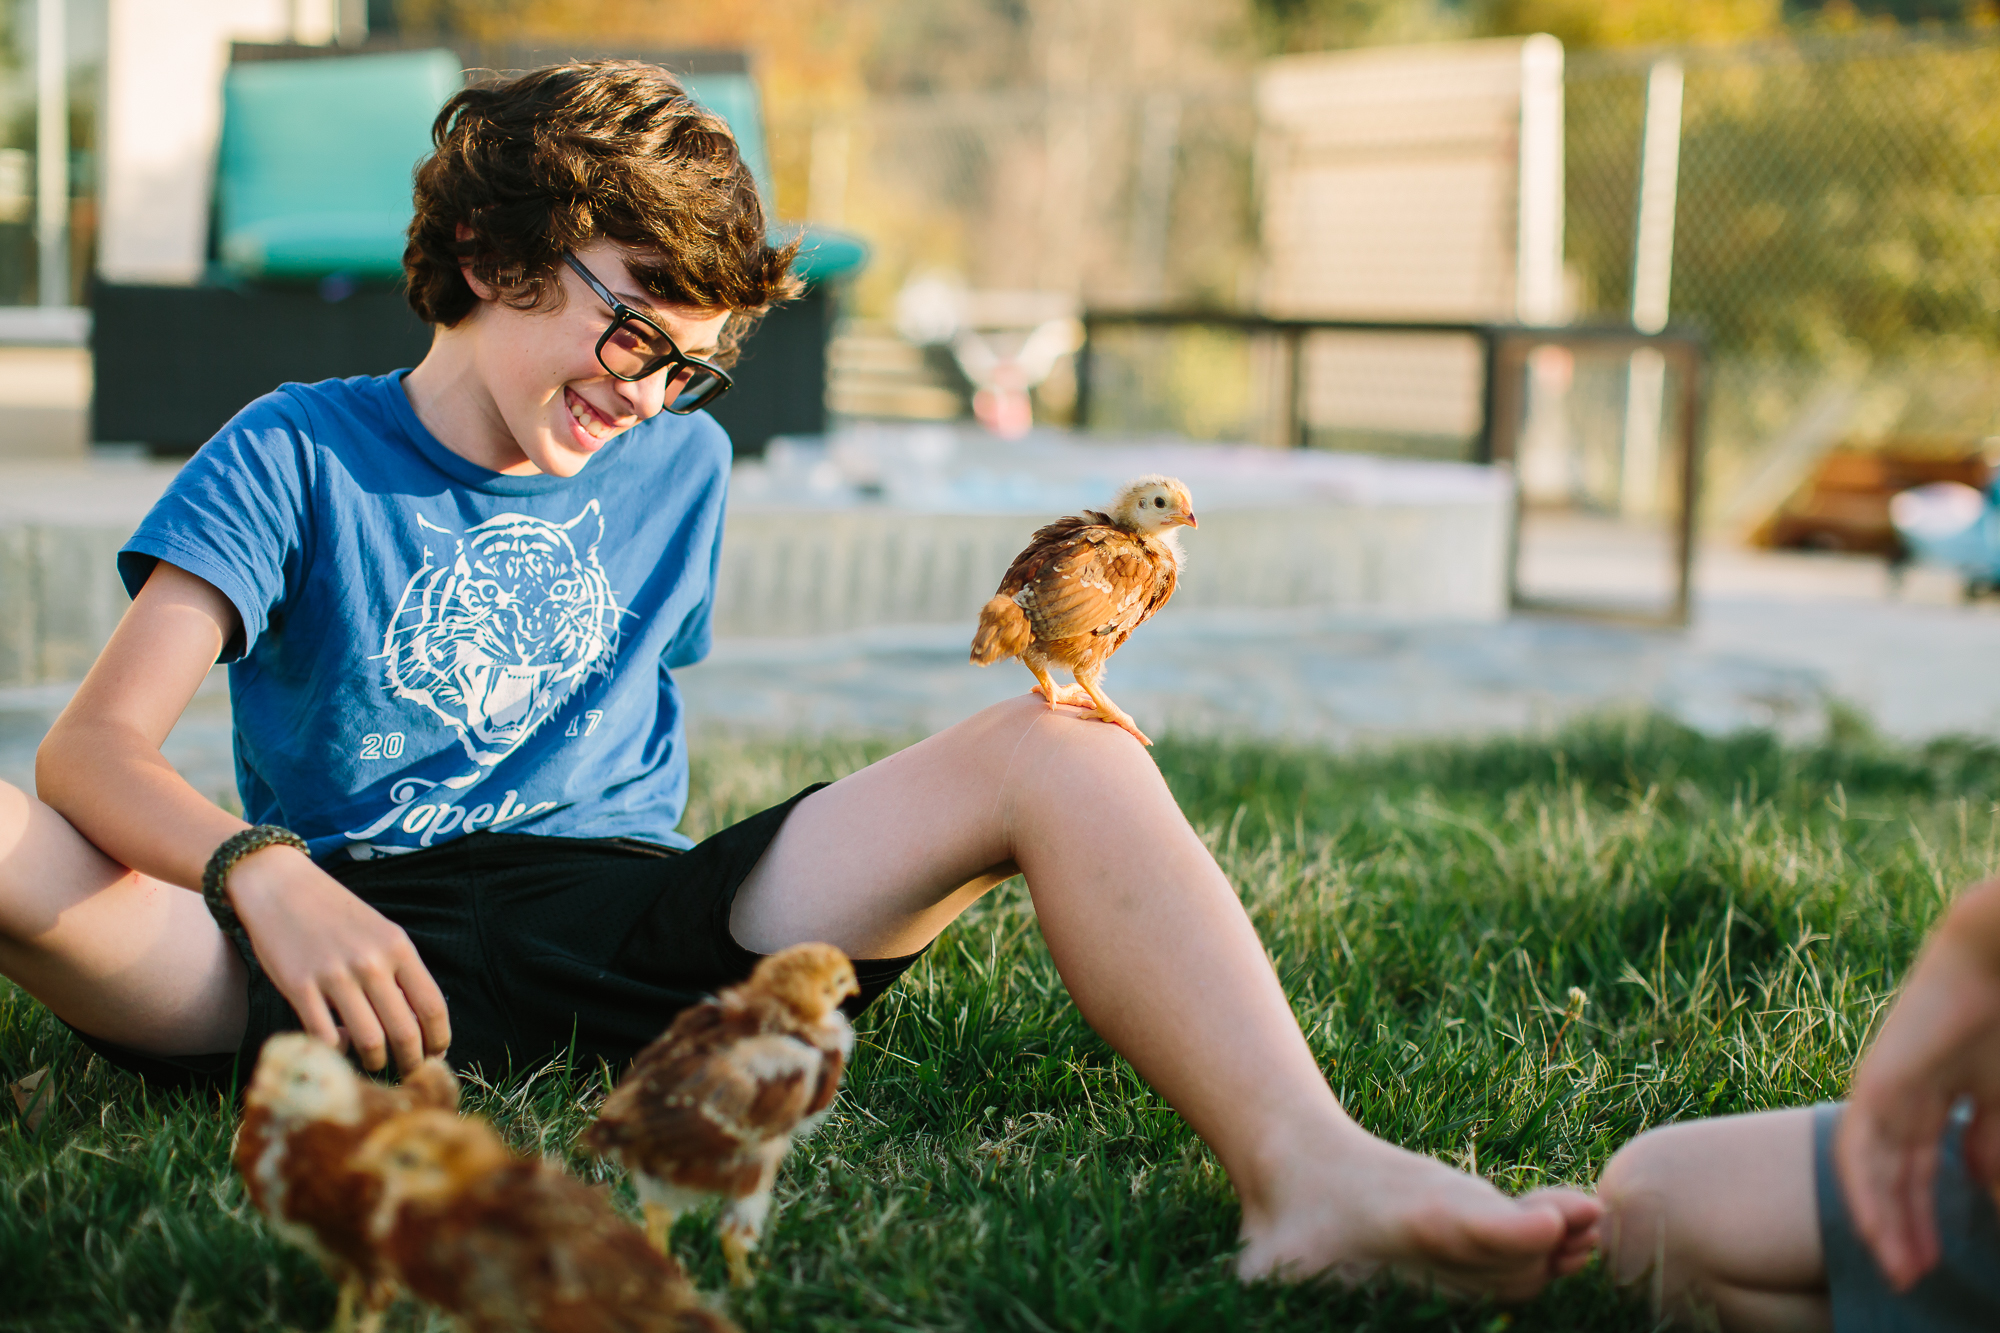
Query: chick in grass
582,942,859,1286
232,1033,459,1333
353,1108,735,1333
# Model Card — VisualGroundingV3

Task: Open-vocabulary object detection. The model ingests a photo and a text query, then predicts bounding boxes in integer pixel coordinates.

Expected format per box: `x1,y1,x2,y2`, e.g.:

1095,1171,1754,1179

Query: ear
454,222,501,302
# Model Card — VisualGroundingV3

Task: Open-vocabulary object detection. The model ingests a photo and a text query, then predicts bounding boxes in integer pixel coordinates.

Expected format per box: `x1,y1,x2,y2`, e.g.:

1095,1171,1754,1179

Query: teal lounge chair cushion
217,49,462,280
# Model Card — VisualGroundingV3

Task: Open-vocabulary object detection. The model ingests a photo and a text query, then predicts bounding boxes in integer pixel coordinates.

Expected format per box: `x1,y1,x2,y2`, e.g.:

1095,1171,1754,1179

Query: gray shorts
1815,1102,2000,1331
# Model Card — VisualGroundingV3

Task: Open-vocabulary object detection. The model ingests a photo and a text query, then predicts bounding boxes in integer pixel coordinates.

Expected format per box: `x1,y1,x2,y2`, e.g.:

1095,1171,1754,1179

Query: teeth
568,396,606,438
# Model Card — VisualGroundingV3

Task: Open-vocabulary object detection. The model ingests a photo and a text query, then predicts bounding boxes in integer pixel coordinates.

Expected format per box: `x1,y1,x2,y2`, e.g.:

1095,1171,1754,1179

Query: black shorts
65,784,927,1093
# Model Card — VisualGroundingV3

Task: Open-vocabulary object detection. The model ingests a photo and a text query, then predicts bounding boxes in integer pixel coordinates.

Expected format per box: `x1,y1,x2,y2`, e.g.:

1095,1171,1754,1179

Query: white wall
97,0,330,285
1254,36,1566,454
1256,35,1563,321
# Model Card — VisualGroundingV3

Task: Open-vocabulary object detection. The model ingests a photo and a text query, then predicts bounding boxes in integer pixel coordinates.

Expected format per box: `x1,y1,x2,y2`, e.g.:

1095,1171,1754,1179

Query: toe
1527,1186,1603,1232
1110,716,1152,745
1449,1192,1570,1260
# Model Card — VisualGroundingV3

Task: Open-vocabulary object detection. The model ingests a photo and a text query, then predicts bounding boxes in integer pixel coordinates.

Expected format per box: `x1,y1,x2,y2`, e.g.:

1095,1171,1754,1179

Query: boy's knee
0,777,29,843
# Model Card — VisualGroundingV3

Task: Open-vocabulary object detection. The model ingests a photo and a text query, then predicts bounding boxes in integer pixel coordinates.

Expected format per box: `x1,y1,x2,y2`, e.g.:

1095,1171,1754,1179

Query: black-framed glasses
561,251,733,415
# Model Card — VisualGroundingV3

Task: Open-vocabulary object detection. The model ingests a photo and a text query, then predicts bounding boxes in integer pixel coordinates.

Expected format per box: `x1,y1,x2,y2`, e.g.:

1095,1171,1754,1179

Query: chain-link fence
1567,31,2000,527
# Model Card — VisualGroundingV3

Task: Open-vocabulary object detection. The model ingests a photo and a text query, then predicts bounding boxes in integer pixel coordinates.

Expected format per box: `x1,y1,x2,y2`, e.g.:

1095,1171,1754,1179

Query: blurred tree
1252,0,1995,52
1250,0,1468,51
395,0,885,218
1477,0,1782,46
1787,0,1998,24
394,0,1255,219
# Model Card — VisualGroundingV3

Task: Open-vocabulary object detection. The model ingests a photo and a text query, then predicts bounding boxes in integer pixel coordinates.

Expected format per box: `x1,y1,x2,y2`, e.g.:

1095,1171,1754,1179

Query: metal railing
1076,312,1708,625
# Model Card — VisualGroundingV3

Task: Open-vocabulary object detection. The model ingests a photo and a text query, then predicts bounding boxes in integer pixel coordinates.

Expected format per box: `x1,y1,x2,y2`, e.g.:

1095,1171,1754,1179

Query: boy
1597,877,2000,1329
0,60,1596,1296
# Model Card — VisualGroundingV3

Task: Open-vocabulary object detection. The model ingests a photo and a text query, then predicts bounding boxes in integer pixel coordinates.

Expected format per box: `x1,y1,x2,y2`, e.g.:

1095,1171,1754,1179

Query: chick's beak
1178,511,1198,529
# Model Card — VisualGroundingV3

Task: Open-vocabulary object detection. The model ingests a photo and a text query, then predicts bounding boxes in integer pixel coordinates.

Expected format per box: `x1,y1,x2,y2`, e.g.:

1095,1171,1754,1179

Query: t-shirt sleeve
118,389,315,662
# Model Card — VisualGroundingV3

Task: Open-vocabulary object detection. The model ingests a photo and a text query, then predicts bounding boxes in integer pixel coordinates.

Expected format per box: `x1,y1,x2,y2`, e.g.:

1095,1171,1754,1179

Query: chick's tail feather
970,595,1032,665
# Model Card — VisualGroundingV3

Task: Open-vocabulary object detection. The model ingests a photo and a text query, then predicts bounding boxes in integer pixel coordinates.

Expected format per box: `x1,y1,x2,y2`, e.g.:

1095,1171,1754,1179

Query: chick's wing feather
802,1043,846,1121
590,1022,825,1183
392,1163,698,1333
1019,531,1162,644
278,1119,388,1273
584,1005,738,1152
1104,552,1178,653
995,515,1103,598
657,1034,822,1144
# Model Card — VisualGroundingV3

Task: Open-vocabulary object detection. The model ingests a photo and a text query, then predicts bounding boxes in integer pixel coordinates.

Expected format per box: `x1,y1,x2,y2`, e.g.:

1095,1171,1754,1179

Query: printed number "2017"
359,732,406,760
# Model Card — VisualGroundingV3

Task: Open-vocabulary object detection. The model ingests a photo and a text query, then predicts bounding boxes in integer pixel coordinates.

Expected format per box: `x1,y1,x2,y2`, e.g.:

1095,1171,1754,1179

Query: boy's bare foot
1236,1127,1602,1301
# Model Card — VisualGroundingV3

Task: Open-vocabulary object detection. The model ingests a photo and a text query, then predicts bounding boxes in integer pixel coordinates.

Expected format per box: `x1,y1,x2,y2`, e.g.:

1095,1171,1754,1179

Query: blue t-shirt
119,373,729,863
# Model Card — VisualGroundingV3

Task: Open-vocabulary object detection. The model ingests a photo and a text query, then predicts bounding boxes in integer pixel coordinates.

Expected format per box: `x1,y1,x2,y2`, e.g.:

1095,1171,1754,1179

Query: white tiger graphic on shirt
376,501,623,770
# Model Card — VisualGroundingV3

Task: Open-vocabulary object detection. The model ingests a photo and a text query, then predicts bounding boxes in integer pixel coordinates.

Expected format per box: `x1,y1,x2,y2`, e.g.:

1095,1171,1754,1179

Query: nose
613,364,678,420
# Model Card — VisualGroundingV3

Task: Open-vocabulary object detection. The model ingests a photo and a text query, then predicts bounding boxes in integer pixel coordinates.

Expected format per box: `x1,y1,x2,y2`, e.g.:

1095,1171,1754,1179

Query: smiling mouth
565,389,620,441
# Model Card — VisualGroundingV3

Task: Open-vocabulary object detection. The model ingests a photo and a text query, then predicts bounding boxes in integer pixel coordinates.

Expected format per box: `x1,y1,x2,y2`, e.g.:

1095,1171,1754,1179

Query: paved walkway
5,538,1999,804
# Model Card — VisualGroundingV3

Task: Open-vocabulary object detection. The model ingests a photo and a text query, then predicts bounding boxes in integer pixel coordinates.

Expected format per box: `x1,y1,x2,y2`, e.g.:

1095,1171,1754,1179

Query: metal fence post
1286,325,1307,448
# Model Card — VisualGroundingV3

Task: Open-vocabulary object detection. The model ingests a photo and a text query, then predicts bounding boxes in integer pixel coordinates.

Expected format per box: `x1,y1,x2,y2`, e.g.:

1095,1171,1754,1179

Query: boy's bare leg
731,694,1600,1297
0,778,247,1057
1598,1108,1829,1332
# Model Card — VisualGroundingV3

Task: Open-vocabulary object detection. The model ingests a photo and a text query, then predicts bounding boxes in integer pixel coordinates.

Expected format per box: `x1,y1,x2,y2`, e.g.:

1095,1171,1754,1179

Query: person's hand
225,844,451,1072
1835,879,2000,1289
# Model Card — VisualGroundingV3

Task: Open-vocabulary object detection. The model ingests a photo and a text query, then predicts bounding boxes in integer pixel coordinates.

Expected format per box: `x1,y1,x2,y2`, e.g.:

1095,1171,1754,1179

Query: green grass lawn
6,713,1999,1331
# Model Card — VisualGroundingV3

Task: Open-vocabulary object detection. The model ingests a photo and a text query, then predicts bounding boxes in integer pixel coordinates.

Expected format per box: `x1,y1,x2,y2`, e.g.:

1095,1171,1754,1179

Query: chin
538,453,593,478
522,436,597,478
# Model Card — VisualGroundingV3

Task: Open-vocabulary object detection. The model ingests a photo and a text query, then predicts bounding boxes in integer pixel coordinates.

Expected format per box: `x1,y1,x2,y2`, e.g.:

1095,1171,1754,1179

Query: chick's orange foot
1097,710,1153,747
1029,681,1095,709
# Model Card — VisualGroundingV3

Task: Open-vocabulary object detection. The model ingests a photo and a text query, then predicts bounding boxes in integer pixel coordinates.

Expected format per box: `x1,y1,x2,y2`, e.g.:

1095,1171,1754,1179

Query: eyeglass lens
600,316,726,412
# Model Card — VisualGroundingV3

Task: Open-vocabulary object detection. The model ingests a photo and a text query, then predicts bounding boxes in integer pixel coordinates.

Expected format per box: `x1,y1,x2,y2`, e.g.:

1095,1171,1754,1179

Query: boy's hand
1835,879,2000,1290
225,844,451,1073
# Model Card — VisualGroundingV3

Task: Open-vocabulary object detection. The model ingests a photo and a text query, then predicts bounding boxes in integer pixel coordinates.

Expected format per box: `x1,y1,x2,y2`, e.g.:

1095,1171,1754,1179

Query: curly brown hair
403,60,801,364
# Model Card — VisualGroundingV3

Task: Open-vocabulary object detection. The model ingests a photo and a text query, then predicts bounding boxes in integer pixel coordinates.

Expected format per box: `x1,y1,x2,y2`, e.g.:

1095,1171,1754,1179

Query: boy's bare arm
38,561,251,885
1835,877,2000,1290
35,561,448,1071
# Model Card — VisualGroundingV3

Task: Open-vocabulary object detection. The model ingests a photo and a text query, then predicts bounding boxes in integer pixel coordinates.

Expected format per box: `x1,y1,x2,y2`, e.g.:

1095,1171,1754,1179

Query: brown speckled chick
232,1033,460,1333
582,942,860,1287
970,474,1196,745
352,1109,733,1333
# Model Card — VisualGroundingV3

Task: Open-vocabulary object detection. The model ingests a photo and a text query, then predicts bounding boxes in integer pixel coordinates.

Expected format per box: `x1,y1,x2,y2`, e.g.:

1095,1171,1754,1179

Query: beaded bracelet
201,825,308,977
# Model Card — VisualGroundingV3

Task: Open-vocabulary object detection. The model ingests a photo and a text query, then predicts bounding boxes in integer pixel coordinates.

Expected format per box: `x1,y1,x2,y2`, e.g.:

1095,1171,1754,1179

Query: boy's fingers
1874,1146,1940,1291
293,985,345,1053
358,970,427,1074
1898,1152,1942,1288
1838,1112,1909,1284
323,976,389,1071
397,957,453,1057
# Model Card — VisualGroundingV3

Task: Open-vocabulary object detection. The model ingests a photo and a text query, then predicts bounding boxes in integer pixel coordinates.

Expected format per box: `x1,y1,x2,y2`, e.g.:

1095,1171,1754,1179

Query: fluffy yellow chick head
749,942,862,1021
352,1109,512,1208
1110,475,1197,535
247,1032,363,1124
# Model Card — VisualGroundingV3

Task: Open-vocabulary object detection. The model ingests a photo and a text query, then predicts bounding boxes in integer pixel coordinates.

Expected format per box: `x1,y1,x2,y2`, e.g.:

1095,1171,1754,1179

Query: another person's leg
0,778,246,1057
1597,1107,1829,1332
729,694,1599,1296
